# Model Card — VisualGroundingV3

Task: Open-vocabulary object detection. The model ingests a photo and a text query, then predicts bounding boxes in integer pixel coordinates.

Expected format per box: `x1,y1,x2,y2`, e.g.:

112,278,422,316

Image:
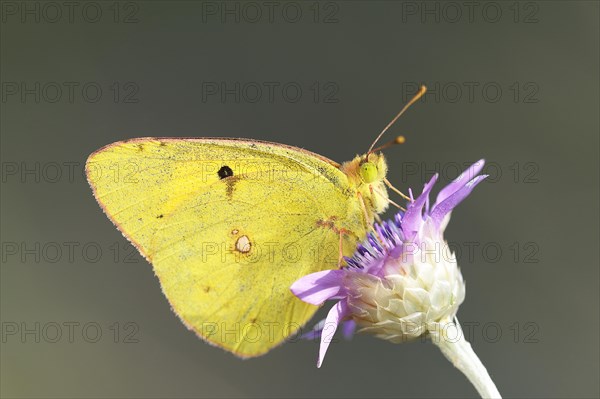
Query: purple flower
291,160,488,367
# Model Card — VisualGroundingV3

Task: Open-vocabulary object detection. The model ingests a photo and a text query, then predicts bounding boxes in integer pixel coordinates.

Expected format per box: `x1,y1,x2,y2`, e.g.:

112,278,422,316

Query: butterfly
86,86,426,358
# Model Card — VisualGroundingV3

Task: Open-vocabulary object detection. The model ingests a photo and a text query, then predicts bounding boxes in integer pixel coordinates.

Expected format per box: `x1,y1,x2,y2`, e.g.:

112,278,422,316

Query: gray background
1,1,598,398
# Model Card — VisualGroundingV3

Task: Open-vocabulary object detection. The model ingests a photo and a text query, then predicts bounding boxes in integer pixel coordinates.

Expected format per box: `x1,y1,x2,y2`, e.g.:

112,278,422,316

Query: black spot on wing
218,165,234,179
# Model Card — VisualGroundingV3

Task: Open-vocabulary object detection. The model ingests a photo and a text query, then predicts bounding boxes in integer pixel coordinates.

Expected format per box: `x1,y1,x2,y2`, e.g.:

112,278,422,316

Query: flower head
291,160,487,367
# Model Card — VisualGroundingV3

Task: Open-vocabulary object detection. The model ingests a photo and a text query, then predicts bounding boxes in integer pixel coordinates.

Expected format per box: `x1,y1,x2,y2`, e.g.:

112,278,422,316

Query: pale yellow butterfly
86,86,426,357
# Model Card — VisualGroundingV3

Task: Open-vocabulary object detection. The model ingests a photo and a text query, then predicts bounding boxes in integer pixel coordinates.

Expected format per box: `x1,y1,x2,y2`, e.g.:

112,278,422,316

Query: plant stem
432,320,501,398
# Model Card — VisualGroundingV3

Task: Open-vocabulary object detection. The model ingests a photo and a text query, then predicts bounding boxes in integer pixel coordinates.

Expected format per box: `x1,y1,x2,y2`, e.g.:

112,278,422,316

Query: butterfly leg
370,183,404,211
316,218,352,267
356,192,372,231
384,178,413,202
337,228,350,268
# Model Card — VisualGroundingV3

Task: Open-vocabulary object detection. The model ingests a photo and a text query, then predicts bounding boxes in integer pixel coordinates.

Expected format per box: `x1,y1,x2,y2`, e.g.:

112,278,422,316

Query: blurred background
1,1,598,398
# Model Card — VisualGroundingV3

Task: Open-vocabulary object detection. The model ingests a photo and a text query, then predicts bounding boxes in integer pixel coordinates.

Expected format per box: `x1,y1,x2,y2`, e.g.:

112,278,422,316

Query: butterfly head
359,153,386,184
341,153,390,219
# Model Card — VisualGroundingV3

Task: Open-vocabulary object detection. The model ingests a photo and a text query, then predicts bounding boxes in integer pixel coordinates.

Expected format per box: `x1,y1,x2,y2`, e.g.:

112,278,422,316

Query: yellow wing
86,138,369,357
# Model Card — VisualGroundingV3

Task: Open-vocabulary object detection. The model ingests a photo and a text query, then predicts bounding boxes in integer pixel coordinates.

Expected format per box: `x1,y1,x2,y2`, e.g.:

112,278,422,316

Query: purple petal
318,300,349,368
430,174,488,228
303,318,356,341
300,319,325,340
436,159,485,205
342,320,357,340
290,270,344,305
401,174,438,238
301,329,322,340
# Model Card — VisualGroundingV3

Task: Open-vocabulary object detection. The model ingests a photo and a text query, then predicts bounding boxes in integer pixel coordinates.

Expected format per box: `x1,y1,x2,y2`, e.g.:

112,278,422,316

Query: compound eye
360,162,378,183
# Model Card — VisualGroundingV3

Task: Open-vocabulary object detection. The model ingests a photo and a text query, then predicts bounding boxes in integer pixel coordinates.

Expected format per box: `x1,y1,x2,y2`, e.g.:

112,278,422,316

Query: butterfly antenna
368,85,427,155
370,135,406,154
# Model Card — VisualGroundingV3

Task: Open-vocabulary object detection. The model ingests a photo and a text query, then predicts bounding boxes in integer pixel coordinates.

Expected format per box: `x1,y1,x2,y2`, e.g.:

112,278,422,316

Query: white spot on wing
235,235,251,253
